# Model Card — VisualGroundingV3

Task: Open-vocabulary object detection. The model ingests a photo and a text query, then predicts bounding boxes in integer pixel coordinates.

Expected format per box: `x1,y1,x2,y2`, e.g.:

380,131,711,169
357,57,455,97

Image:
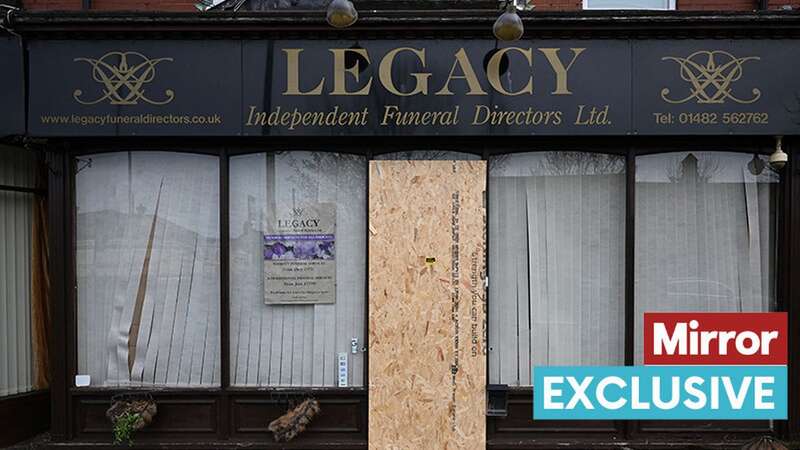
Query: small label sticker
338,353,348,387
75,374,91,387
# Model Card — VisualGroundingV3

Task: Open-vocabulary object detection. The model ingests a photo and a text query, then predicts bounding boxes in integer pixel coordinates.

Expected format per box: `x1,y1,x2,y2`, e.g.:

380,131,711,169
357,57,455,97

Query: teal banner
533,365,788,420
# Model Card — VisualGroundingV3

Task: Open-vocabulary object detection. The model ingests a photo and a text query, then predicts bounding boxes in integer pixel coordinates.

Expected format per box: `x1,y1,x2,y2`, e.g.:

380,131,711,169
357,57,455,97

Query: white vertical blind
488,152,626,386
634,152,779,364
0,146,35,397
76,152,220,387
229,152,366,387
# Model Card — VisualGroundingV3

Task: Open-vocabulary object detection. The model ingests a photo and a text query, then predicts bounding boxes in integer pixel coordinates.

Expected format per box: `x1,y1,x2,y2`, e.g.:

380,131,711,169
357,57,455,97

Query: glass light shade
326,0,358,28
493,3,524,42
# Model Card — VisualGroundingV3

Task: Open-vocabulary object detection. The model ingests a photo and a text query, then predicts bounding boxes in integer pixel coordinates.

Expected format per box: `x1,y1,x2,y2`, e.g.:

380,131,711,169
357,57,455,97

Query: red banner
644,312,787,365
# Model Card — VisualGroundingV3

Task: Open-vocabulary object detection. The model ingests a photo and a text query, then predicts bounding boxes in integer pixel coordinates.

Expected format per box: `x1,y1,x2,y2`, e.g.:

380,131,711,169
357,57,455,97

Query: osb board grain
368,160,487,450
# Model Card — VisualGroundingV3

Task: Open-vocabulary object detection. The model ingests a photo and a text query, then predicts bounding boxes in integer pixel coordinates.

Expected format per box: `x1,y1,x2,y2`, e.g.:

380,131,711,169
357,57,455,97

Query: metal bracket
75,157,93,175
486,384,509,417
44,160,60,177
0,3,19,36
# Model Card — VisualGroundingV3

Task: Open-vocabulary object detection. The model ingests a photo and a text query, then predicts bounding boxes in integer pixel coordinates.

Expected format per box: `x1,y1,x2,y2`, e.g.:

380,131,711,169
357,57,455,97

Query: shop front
2,7,800,448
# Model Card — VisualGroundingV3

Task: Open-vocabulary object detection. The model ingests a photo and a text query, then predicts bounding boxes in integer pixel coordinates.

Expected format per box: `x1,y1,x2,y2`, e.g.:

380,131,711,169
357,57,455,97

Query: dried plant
107,395,158,446
740,436,789,450
267,398,321,442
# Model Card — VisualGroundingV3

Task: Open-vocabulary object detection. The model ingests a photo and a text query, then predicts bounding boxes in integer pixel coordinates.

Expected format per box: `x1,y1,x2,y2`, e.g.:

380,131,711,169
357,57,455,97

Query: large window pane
76,152,220,387
634,152,779,364
0,146,35,396
489,152,626,386
230,152,366,387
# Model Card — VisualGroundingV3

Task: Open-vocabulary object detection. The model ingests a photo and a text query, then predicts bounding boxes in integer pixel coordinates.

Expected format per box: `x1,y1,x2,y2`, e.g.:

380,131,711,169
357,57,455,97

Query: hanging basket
106,392,158,432
267,398,321,442
741,436,789,450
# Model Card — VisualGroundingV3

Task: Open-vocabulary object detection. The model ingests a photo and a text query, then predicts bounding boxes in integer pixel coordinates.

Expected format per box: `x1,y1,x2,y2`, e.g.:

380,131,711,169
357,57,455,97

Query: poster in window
264,203,336,304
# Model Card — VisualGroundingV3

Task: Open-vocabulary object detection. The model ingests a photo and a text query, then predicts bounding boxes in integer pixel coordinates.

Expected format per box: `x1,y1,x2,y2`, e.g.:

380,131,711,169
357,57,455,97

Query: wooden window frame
44,136,799,447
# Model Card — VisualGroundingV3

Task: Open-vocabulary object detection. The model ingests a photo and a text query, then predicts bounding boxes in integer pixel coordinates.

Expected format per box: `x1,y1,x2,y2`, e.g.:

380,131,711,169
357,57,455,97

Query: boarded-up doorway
368,160,487,449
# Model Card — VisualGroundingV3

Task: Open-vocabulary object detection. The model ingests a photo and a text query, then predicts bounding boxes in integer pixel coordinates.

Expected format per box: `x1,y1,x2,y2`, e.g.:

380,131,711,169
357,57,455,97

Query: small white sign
75,374,91,387
337,353,348,387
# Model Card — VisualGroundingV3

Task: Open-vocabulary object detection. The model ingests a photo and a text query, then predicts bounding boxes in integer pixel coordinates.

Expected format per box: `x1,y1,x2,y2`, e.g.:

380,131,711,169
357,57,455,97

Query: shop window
488,152,626,386
1,147,33,396
634,152,779,363
0,146,48,396
75,152,220,387
583,0,674,9
229,152,366,387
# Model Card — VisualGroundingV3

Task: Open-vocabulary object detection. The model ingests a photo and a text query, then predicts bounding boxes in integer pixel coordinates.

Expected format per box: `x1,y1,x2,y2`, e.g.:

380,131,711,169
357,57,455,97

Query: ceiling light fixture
493,1,529,42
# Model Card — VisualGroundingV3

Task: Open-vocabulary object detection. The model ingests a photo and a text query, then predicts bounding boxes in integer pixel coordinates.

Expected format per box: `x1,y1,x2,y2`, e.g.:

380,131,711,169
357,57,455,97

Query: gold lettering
245,105,263,126
379,48,431,96
487,47,533,96
435,48,487,96
330,48,373,96
283,49,325,96
538,48,586,95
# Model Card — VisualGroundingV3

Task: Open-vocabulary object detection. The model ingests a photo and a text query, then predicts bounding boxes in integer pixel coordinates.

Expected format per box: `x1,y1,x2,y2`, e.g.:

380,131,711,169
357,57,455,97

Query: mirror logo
533,313,788,420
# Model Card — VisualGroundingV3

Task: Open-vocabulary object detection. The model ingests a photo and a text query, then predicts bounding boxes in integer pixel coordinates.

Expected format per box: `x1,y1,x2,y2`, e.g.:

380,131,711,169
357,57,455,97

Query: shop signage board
26,39,800,136
0,37,25,137
241,40,631,136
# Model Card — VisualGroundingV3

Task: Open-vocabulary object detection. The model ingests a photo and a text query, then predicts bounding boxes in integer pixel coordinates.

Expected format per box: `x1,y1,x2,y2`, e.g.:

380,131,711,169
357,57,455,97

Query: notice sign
263,203,336,305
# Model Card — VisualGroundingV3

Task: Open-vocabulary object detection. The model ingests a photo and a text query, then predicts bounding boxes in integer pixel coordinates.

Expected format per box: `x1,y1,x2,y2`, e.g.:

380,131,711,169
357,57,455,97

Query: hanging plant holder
267,397,321,442
106,393,158,445
741,436,789,450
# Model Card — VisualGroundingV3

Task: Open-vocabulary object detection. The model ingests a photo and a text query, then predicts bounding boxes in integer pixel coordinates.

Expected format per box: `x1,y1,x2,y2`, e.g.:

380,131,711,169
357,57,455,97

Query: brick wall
20,0,798,13
23,0,197,11
535,0,582,11
770,0,800,9
678,0,754,10
23,0,81,10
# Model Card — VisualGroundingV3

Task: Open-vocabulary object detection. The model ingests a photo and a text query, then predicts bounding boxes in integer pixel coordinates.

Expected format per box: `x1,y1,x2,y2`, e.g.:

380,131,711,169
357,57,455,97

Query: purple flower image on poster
263,235,335,261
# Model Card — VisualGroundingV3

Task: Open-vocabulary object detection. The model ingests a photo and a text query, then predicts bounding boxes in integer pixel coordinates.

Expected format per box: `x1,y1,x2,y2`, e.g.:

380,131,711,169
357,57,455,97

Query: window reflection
76,152,220,387
229,152,366,387
634,152,779,364
489,152,626,386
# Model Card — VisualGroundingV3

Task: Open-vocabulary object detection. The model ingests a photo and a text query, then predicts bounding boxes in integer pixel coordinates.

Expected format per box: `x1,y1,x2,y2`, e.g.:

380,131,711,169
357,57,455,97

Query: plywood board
369,160,487,450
